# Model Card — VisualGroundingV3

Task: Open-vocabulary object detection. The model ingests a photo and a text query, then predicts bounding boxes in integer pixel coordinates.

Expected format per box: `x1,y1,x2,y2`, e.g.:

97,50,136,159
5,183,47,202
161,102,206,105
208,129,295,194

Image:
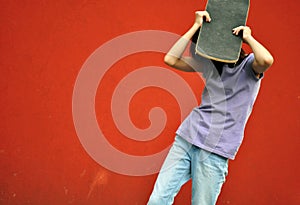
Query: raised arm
233,26,274,74
164,11,211,72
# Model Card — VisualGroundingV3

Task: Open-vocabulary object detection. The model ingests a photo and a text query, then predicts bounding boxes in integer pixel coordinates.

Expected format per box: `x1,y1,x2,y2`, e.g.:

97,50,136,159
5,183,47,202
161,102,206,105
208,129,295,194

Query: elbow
264,55,274,68
253,55,274,74
259,55,274,71
164,55,177,67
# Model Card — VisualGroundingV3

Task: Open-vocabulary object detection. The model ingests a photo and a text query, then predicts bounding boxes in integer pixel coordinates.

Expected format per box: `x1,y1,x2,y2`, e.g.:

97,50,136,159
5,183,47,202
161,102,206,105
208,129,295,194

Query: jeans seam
166,154,191,204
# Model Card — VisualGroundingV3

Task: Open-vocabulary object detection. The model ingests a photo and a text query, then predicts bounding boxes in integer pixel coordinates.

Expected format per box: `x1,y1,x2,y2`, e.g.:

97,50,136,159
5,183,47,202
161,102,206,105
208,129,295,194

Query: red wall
1,0,299,204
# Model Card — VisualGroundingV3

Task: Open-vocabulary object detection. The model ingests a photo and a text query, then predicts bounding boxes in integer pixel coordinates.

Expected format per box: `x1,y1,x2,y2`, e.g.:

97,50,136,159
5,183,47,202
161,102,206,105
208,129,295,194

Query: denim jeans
147,135,228,205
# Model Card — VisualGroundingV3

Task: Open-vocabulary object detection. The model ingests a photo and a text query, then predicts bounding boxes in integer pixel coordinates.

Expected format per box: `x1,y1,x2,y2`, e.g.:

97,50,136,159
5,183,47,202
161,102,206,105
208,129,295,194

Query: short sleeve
242,53,264,81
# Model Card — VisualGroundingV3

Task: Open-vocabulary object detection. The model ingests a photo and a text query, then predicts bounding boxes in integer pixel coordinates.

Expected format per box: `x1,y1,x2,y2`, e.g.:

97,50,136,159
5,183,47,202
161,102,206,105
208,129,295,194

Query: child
147,11,273,205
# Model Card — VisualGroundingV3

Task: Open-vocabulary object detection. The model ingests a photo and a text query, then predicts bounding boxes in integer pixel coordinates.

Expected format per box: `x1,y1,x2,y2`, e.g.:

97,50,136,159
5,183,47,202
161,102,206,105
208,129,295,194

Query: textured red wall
1,0,299,204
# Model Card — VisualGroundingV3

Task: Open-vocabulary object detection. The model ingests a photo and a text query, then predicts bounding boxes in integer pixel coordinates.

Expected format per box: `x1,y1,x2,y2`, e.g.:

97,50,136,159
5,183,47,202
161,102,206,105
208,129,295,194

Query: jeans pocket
199,150,228,178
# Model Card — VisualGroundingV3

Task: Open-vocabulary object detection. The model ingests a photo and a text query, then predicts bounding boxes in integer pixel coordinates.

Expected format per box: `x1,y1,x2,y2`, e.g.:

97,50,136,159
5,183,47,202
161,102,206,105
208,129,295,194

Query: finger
232,28,239,35
233,26,244,31
203,11,211,22
195,11,205,16
195,11,211,23
232,26,244,35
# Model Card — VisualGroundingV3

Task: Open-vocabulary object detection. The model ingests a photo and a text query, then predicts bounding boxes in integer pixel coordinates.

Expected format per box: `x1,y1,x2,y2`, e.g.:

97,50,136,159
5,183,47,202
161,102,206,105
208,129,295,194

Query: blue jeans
148,135,228,205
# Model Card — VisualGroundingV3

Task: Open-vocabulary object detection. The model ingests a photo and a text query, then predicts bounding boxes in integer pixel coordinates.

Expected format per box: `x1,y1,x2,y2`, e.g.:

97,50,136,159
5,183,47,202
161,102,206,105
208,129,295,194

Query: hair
190,28,248,75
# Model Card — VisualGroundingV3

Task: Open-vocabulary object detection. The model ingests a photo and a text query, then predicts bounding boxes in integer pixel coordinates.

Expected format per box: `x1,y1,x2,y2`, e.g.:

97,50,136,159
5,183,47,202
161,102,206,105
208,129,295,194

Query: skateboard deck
196,0,250,63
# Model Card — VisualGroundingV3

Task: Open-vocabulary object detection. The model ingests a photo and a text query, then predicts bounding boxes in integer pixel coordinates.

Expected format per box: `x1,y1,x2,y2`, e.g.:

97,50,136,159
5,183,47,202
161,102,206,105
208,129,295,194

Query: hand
232,26,252,44
194,11,211,27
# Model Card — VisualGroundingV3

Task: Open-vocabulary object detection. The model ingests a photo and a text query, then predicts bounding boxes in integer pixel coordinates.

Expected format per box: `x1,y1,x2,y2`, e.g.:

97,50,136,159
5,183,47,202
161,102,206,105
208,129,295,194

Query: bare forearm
164,11,211,71
233,26,274,73
164,23,200,65
246,36,274,73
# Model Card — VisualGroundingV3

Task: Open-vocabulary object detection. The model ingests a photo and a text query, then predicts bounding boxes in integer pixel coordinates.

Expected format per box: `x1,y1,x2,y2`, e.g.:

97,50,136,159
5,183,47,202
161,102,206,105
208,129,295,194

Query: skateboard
196,0,250,63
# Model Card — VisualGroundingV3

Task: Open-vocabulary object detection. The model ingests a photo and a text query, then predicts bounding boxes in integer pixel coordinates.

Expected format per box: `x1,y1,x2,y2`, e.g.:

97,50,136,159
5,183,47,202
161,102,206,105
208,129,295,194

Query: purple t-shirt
176,53,262,159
